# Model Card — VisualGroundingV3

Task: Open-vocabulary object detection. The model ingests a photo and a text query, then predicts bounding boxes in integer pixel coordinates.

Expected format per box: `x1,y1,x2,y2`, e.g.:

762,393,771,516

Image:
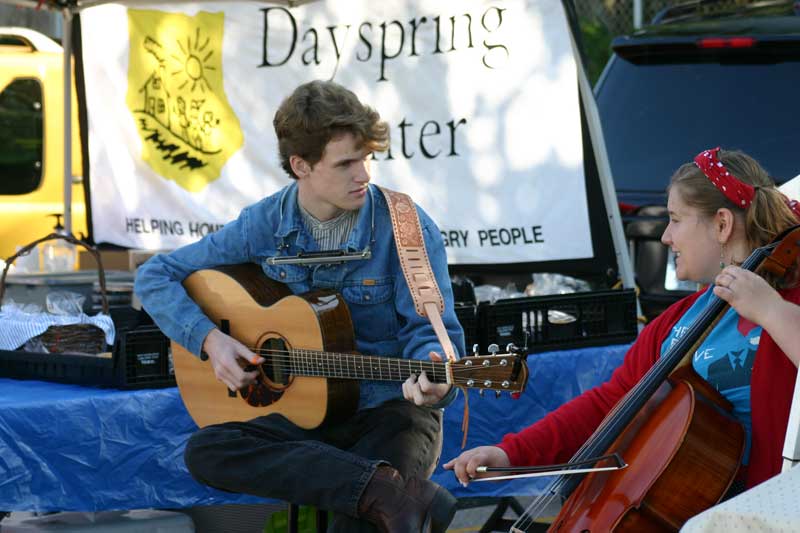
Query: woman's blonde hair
668,149,798,250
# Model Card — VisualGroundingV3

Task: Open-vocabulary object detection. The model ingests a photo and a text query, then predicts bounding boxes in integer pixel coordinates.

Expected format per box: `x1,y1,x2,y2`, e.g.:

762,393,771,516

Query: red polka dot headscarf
694,147,755,209
694,147,800,221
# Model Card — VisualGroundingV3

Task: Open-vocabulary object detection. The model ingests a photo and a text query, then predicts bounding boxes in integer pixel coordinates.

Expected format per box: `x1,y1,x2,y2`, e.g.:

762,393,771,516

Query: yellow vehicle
0,27,86,262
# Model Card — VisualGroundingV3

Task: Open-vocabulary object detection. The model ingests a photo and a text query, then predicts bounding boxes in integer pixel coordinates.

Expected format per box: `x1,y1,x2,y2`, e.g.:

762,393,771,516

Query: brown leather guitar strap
379,186,470,446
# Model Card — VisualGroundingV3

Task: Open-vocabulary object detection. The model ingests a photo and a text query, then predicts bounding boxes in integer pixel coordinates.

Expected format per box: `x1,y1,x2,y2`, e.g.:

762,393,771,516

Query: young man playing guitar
134,80,464,533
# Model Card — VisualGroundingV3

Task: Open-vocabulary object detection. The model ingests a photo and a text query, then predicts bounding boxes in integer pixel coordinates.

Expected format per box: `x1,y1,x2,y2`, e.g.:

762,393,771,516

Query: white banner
81,0,591,264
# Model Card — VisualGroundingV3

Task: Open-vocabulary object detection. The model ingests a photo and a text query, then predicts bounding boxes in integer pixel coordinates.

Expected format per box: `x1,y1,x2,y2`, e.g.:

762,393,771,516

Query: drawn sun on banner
126,10,243,192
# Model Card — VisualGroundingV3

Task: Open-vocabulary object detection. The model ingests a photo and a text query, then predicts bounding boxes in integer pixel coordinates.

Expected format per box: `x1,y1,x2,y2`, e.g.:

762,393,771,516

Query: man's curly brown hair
273,80,389,179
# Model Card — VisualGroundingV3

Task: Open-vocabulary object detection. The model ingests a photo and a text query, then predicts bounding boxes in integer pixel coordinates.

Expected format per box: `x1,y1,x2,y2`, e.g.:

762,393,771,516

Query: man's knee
183,426,232,483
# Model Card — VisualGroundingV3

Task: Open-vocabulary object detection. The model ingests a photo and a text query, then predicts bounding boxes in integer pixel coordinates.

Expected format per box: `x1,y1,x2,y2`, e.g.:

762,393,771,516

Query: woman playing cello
446,147,800,497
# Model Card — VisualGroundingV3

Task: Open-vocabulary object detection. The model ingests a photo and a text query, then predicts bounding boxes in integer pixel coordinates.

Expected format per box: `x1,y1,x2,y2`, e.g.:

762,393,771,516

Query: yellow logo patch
126,10,243,192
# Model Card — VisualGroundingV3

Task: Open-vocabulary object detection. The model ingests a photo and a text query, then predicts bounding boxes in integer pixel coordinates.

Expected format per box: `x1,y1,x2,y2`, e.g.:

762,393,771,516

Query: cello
509,225,800,532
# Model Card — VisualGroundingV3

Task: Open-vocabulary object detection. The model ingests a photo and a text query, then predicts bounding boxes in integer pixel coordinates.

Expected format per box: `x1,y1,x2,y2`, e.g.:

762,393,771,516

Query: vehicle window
0,78,44,195
0,36,29,46
597,57,800,195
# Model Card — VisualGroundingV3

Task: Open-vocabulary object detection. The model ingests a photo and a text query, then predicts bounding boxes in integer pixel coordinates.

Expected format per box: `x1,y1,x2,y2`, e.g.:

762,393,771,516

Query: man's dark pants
184,399,444,533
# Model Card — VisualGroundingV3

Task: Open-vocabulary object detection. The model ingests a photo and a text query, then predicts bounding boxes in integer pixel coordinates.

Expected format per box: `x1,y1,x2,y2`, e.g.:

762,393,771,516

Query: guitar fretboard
279,349,449,383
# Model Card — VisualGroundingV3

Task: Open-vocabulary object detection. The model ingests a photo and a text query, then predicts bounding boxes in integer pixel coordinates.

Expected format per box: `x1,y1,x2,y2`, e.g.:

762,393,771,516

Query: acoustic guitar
172,263,528,429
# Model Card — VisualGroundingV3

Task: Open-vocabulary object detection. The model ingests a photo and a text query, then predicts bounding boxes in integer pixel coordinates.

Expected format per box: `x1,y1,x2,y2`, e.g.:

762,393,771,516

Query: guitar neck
285,349,449,383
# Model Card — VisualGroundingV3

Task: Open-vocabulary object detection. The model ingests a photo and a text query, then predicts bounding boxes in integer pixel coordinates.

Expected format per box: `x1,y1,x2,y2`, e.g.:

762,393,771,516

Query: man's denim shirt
134,183,465,410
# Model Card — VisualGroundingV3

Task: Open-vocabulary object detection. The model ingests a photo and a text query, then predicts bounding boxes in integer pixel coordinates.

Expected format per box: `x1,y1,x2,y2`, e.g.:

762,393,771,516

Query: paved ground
449,496,557,532
2,496,559,532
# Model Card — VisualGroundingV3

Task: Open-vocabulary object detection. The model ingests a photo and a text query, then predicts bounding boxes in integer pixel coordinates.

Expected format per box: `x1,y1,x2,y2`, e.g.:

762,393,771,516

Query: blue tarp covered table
0,344,629,512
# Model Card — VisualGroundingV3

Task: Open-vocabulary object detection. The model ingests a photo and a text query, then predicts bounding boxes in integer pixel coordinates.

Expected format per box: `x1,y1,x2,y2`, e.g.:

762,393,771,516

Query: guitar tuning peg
472,344,480,356
506,343,518,354
479,389,485,397
488,343,499,355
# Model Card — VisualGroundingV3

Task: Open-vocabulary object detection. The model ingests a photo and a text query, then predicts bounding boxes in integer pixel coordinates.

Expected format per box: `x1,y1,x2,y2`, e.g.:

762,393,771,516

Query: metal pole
565,15,641,318
633,0,643,29
62,7,73,235
782,369,800,472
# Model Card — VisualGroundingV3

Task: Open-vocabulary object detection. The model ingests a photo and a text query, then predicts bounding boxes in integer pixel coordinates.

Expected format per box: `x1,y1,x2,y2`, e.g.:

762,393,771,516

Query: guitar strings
213,346,518,382
241,358,509,379
241,346,516,373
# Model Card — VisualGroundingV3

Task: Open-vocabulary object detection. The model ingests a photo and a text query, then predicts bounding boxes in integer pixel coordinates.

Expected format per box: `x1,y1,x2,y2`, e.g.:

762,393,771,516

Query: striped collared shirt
298,203,359,250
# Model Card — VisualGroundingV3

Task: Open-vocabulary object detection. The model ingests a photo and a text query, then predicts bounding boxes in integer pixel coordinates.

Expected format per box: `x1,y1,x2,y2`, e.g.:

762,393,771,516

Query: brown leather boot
358,465,457,533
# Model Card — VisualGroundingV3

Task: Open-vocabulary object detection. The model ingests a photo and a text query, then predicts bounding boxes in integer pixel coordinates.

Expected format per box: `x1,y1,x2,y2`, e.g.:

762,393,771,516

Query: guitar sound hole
239,337,292,407
260,337,292,386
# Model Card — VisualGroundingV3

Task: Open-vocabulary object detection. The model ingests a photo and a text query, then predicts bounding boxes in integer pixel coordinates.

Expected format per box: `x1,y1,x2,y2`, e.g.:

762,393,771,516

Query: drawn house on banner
135,31,222,155
139,36,171,130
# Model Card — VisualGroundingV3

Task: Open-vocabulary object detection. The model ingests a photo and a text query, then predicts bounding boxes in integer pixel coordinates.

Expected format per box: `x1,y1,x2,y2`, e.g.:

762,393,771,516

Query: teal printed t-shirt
660,289,761,463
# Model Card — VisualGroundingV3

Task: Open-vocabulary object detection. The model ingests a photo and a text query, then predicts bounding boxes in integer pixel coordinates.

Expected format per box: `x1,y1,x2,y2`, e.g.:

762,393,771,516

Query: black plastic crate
454,303,478,352
0,316,174,389
0,349,117,385
113,326,175,389
478,289,638,353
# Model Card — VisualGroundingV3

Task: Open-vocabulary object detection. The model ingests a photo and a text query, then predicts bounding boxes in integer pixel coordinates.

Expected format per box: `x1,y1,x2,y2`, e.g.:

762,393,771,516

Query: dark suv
594,0,800,319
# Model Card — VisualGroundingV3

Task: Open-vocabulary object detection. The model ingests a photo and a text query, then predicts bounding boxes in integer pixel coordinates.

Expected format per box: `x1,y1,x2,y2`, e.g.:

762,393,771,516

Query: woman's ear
289,155,310,179
715,208,735,243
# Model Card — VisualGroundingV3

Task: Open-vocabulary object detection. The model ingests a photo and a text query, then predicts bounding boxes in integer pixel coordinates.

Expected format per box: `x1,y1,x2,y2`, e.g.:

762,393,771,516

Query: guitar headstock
450,344,528,395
